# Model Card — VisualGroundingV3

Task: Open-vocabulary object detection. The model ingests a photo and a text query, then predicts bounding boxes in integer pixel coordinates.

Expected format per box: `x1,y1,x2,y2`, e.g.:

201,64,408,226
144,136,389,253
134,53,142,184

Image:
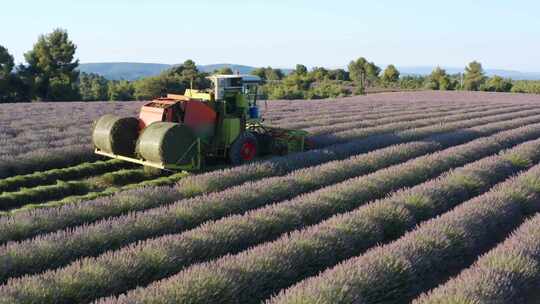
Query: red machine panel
183,100,217,129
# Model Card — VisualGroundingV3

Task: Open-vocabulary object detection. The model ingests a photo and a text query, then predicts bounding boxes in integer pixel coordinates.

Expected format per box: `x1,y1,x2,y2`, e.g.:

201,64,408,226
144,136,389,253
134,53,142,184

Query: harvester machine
92,75,309,171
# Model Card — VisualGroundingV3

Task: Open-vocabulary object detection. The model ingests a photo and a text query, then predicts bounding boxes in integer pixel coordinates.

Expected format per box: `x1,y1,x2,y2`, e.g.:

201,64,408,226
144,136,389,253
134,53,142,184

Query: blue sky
2,0,540,71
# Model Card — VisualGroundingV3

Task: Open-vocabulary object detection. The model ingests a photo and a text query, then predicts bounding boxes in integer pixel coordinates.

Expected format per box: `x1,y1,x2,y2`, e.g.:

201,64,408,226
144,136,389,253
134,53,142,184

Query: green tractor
92,74,309,171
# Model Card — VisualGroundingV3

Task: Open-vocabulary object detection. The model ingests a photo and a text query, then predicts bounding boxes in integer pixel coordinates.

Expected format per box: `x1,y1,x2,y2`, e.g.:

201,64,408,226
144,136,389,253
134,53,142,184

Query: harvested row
413,215,540,304
4,170,191,215
4,121,540,289
0,168,175,213
267,165,540,304
311,106,540,146
17,134,540,304
0,160,129,193
3,108,540,244
0,181,91,211
88,168,168,188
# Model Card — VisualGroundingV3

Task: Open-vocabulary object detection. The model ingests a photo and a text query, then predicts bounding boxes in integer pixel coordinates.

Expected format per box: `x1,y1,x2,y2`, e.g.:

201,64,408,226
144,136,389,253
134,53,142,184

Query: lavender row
2,107,540,244
92,136,540,304
267,165,540,304
413,214,540,303
277,102,499,138
0,124,540,292
0,137,85,158
0,143,437,282
303,103,508,136
0,144,100,179
308,104,539,144
273,102,483,129
12,132,540,303
264,100,434,122
265,98,511,124
279,104,452,131
0,102,140,152
311,105,540,146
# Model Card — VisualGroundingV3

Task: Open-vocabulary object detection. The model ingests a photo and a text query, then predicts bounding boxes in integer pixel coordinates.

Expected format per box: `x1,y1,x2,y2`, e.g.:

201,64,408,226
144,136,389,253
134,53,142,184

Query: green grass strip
0,160,128,193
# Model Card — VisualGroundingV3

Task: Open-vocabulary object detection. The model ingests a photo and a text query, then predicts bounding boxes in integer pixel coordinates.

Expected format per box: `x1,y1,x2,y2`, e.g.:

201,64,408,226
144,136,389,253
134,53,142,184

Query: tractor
92,74,309,171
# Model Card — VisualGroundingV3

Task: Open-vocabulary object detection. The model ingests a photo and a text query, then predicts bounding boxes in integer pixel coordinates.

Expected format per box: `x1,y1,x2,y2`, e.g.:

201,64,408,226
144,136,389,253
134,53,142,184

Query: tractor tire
229,132,258,165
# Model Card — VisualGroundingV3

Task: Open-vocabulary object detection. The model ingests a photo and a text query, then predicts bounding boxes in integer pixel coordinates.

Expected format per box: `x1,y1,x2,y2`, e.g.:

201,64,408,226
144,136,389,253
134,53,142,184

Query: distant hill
197,64,258,75
79,62,171,81
398,66,540,80
79,62,293,80
79,62,540,81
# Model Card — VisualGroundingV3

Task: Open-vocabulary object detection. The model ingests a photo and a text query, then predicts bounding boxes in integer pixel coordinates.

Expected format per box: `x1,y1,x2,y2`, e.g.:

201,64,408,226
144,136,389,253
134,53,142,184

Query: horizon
77,62,540,75
2,0,540,72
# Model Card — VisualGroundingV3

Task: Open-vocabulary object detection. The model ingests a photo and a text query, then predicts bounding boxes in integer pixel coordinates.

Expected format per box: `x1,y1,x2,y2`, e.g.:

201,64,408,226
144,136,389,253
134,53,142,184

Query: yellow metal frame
183,89,213,101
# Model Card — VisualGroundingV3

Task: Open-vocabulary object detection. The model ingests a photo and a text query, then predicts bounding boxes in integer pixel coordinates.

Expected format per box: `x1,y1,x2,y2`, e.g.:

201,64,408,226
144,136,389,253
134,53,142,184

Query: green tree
108,80,134,101
328,69,349,81
348,57,380,92
166,59,210,89
0,46,15,102
348,57,368,84
294,64,308,76
399,75,426,90
79,72,108,101
463,61,486,91
365,62,381,86
309,67,329,81
0,45,13,79
214,66,233,75
133,74,185,100
250,67,267,80
381,64,400,84
484,75,513,92
24,29,79,101
266,67,284,81
307,80,349,99
250,67,283,81
426,67,453,90
511,81,540,94
0,46,31,102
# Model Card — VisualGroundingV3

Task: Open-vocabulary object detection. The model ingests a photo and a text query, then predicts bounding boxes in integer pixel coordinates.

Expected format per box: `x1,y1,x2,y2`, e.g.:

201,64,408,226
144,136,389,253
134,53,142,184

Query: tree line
0,29,212,102
1,29,540,102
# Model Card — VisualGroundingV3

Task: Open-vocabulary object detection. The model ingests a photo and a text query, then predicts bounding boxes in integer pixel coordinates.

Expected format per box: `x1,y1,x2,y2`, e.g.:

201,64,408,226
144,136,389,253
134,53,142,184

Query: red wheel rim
240,141,256,160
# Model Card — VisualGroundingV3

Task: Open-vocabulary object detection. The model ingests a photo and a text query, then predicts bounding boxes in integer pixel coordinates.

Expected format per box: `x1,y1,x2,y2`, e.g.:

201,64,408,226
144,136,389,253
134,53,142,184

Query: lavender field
2,90,540,304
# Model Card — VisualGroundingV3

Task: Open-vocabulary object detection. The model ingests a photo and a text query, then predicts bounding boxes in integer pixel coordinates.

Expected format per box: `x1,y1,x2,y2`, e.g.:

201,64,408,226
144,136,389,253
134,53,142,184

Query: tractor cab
205,74,263,121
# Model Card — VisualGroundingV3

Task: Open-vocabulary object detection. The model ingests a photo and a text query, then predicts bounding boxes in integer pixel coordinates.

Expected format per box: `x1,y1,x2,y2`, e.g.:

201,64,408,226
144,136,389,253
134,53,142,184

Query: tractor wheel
229,132,258,165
